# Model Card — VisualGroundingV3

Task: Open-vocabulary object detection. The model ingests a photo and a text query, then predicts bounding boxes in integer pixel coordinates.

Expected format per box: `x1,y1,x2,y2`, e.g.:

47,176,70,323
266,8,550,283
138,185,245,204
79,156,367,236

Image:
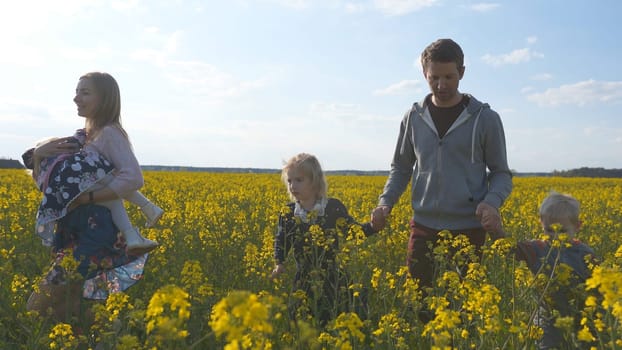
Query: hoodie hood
403,94,490,164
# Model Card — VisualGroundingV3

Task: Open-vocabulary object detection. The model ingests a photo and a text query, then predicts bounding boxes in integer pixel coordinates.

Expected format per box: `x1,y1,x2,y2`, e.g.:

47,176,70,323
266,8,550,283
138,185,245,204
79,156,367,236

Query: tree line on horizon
550,167,622,178
1,158,620,178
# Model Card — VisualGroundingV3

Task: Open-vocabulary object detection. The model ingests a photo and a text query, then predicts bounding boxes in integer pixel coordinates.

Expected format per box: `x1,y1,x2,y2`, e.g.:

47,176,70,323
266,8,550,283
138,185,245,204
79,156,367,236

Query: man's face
423,61,464,107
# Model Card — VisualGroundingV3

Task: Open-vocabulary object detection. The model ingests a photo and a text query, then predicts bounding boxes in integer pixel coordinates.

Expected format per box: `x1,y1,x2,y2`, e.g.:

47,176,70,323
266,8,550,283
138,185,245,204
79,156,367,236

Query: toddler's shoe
123,227,159,255
142,202,164,228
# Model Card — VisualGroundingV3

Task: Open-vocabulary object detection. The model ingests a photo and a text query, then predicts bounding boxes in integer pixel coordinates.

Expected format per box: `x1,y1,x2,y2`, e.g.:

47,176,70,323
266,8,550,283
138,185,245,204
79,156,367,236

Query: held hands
271,264,285,279
371,206,391,232
475,202,506,239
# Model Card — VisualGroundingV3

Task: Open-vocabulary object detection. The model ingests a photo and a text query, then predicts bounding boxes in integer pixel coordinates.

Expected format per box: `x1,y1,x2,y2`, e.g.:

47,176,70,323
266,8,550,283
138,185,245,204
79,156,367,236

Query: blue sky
1,0,621,172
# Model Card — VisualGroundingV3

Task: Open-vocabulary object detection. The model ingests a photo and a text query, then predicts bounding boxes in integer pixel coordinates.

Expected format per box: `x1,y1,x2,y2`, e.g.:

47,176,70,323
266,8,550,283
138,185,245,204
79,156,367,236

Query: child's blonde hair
539,191,580,236
281,153,327,202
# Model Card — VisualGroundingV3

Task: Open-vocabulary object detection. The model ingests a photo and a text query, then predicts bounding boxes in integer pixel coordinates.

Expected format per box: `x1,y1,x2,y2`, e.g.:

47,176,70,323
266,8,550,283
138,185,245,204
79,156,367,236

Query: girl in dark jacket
271,153,378,326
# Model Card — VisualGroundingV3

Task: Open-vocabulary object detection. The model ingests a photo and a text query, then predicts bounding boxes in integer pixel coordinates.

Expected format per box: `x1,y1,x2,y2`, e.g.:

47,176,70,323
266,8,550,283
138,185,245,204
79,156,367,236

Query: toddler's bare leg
99,199,134,232
126,191,164,228
92,174,163,228
124,191,150,208
98,199,159,255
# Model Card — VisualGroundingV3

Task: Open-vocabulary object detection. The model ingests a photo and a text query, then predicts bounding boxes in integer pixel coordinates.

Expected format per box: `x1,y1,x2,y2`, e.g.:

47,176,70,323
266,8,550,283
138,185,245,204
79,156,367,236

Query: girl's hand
271,264,285,279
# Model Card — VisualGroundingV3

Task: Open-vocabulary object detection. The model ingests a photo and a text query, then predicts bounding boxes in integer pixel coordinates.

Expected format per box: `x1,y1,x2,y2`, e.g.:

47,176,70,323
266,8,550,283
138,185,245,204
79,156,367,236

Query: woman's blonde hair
281,153,327,201
80,72,128,141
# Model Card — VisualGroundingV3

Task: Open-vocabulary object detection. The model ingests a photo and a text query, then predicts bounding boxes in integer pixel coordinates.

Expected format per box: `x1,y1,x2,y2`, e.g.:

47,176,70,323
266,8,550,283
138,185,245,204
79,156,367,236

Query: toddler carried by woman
23,128,162,255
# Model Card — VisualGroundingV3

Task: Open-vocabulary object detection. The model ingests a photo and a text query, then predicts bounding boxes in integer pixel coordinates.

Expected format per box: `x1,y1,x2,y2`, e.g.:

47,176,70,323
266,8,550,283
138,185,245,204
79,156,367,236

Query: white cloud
469,3,500,12
344,2,367,13
141,28,183,56
164,60,267,100
129,27,183,64
270,0,312,9
309,102,394,123
62,46,115,61
583,127,599,136
111,0,144,13
482,48,544,66
527,80,622,106
131,108,396,170
530,73,553,81
580,126,622,156
526,36,538,44
309,102,363,122
373,0,438,16
0,98,51,122
520,86,534,94
127,27,268,102
0,1,82,67
374,80,422,95
0,1,89,35
258,0,440,15
0,44,45,67
0,1,146,69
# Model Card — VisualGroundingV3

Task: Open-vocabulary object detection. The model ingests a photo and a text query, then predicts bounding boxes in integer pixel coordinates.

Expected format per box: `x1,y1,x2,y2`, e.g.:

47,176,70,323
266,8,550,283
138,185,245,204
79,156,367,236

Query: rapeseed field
1,169,620,349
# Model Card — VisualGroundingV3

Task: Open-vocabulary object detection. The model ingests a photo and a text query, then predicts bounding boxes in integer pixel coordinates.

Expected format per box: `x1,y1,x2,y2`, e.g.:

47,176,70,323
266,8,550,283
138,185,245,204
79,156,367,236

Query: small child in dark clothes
503,191,598,349
271,153,379,326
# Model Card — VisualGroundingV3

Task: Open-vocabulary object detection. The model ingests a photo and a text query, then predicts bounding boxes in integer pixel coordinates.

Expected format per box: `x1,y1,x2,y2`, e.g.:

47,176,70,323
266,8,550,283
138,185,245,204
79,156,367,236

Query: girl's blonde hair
80,72,128,142
281,153,327,201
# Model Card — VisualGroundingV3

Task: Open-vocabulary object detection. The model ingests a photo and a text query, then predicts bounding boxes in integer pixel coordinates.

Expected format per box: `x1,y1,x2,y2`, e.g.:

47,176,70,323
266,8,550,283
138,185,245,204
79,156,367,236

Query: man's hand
371,206,391,231
476,202,504,237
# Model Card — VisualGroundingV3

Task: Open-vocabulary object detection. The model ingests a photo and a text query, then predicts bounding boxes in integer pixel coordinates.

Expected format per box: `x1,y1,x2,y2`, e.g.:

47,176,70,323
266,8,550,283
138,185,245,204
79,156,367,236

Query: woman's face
73,78,100,119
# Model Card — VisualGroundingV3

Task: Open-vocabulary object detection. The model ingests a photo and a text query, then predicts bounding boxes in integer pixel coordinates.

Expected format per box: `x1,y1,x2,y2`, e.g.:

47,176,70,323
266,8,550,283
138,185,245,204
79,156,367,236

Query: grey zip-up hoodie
379,94,513,230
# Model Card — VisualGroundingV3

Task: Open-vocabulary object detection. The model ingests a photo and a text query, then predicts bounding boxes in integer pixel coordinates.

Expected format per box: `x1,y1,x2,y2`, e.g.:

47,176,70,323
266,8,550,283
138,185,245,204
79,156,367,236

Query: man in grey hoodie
371,38,513,312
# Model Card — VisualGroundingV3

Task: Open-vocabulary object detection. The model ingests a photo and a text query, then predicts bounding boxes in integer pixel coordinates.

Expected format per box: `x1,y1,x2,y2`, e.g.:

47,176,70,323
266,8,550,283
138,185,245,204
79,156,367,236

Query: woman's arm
73,126,144,206
26,137,79,179
32,137,79,159
89,126,144,194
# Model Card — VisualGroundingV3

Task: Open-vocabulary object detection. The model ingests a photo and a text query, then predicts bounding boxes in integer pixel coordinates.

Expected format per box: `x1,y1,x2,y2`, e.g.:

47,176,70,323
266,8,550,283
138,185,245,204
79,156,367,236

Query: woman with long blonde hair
25,72,158,323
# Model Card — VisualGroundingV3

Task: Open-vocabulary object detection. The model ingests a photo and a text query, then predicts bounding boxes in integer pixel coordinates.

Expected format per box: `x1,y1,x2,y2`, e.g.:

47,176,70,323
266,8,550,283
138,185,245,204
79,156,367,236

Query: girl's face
73,78,100,119
286,168,316,204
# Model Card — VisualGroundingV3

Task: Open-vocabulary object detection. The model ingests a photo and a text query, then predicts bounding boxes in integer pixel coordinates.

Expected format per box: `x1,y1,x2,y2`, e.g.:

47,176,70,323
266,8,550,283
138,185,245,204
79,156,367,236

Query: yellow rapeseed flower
48,323,78,349
210,290,274,349
146,285,191,342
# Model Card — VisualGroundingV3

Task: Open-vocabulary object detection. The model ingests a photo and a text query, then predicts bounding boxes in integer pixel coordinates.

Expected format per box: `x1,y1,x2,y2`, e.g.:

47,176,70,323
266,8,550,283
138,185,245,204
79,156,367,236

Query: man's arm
374,109,417,230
